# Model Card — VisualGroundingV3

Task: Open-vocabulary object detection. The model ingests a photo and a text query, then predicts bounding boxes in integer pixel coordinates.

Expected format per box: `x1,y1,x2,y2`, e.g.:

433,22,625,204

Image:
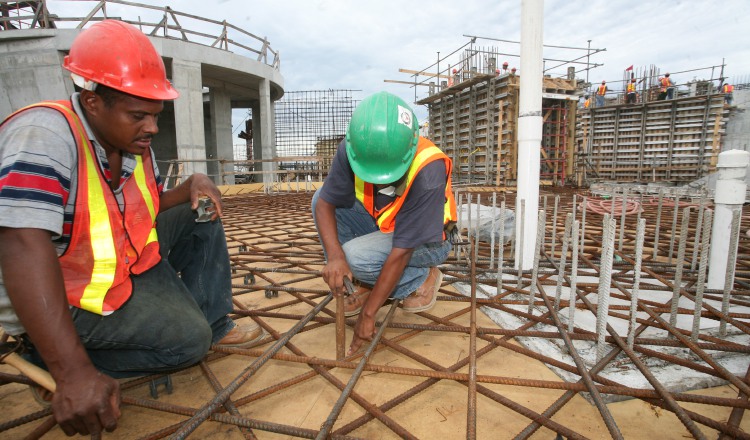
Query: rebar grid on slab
1,189,749,439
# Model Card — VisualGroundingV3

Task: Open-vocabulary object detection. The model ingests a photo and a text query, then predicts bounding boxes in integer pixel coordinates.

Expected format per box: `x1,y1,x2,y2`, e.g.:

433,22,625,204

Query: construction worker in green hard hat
312,91,458,355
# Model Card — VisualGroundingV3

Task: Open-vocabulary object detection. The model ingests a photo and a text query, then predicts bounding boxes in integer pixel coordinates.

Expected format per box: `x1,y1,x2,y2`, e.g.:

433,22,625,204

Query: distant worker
626,78,638,104
510,67,517,76
583,95,591,109
448,68,458,87
0,20,263,436
723,82,734,105
659,73,675,100
502,61,509,73
495,68,500,77
596,80,608,107
312,91,457,355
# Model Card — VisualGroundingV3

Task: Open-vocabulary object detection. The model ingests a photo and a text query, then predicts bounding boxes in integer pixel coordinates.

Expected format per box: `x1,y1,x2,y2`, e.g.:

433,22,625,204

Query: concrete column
515,0,544,270
208,86,235,185
257,78,277,186
171,58,207,176
708,150,750,289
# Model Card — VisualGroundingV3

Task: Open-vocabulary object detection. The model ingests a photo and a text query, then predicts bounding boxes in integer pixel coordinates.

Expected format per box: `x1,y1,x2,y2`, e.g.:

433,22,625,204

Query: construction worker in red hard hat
0,19,263,436
312,91,457,355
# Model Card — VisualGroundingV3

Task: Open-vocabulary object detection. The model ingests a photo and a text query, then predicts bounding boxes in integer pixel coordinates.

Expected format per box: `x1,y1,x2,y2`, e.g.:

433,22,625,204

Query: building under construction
1,2,750,440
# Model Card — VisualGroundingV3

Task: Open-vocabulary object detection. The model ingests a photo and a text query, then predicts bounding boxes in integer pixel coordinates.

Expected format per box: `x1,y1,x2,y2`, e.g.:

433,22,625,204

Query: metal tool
343,276,356,296
195,198,214,223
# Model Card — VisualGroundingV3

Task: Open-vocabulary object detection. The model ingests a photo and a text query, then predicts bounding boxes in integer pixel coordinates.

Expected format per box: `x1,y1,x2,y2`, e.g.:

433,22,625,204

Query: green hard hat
346,91,419,184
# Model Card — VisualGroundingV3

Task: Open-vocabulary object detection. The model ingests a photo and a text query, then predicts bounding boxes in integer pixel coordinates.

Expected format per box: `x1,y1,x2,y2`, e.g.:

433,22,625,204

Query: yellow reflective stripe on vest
376,146,442,226
133,155,158,244
77,125,117,315
354,175,366,205
43,102,117,314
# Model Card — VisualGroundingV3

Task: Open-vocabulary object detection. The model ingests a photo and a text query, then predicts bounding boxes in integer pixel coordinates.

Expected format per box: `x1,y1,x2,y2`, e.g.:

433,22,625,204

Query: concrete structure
0,16,283,186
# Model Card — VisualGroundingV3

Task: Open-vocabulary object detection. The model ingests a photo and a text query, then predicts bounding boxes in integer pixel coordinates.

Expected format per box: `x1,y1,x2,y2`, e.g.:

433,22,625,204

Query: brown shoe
216,321,265,348
344,286,372,317
402,267,442,313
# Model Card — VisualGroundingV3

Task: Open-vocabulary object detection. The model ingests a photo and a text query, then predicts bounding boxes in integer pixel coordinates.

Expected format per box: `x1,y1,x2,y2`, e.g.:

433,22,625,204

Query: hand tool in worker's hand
0,341,56,392
343,276,356,297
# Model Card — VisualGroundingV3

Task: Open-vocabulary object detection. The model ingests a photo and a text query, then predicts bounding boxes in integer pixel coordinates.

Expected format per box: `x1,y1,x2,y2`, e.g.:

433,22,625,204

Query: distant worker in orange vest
448,68,458,87
659,73,675,100
0,20,264,436
583,95,591,109
723,82,734,105
626,78,638,104
312,92,457,355
596,80,608,107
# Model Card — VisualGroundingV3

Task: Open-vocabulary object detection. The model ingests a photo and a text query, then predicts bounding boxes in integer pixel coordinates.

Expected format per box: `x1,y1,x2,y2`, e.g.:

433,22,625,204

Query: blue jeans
595,95,605,107
31,203,236,378
312,188,451,299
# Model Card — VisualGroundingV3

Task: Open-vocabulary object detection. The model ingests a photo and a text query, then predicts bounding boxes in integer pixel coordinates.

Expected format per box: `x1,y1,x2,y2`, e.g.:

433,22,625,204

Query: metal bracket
149,374,173,399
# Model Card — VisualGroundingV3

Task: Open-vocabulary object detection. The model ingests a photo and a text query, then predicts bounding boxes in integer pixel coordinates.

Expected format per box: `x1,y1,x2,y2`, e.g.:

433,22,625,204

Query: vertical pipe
596,215,615,362
692,210,713,342
554,213,572,311
567,219,580,333
669,207,691,329
627,219,646,349
708,150,750,289
720,209,741,336
496,200,507,297
490,192,497,270
515,0,544,270
528,210,546,315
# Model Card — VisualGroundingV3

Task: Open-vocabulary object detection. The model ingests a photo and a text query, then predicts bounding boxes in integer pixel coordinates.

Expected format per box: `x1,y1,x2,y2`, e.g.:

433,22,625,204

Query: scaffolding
274,90,359,172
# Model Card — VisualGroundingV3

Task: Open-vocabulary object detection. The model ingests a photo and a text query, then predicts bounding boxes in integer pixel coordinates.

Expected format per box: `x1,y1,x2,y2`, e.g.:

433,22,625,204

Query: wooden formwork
419,73,578,187
576,94,730,184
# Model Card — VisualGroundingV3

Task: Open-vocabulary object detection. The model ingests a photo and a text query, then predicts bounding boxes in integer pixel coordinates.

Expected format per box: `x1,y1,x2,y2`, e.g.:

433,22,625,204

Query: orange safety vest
724,84,734,94
354,137,457,239
597,85,607,96
5,101,162,315
627,83,636,93
660,77,672,92
584,99,591,108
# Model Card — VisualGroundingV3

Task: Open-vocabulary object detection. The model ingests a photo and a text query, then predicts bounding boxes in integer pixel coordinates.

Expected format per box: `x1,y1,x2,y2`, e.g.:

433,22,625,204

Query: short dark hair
94,84,122,108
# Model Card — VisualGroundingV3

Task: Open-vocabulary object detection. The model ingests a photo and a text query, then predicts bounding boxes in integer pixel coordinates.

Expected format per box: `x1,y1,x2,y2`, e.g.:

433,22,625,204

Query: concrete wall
723,89,750,152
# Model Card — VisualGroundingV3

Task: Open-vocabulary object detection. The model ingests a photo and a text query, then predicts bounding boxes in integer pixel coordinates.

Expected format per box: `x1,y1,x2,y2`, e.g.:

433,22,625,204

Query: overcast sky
49,0,750,127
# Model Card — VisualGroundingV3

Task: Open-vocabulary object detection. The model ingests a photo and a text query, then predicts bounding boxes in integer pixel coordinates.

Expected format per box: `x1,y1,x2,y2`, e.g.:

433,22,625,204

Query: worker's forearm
362,248,413,318
159,174,193,212
315,197,346,261
0,228,93,378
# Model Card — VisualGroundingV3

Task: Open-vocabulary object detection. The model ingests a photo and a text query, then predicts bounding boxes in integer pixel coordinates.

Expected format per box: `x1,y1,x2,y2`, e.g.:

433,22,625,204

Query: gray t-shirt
319,140,448,249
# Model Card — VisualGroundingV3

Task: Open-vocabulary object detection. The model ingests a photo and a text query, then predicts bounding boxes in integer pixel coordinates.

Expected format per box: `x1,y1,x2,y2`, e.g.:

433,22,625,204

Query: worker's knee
157,319,212,367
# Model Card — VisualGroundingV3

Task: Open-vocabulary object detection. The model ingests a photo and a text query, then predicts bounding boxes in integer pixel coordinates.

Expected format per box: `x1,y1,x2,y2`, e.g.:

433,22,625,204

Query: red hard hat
452,68,457,73
502,61,508,67
63,20,179,100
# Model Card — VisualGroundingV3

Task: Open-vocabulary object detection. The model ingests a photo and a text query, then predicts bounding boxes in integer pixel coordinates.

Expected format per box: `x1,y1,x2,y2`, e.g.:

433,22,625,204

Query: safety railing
159,156,327,192
0,0,280,69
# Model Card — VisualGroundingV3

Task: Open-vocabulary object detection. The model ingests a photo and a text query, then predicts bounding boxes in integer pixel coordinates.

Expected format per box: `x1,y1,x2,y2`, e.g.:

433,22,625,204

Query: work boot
343,286,372,317
216,321,265,348
402,267,442,313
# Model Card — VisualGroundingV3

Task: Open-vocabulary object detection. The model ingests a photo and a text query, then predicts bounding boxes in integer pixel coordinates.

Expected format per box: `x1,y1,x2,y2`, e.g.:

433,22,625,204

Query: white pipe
707,150,750,289
515,0,544,270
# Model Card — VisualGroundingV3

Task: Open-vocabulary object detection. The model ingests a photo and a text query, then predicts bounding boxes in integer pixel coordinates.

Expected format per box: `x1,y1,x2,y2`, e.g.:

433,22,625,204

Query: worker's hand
188,173,224,220
348,314,376,356
52,366,121,436
322,257,352,298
